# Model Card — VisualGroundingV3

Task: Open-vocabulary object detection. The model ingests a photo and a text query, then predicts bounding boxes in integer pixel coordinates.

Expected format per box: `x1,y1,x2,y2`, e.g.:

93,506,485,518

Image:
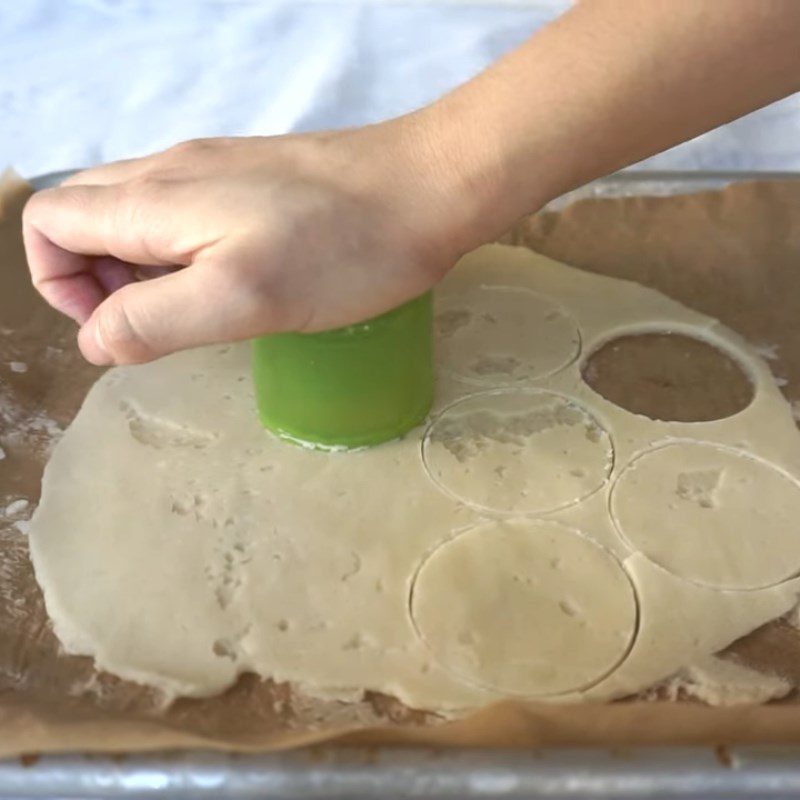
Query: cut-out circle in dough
410,519,638,696
423,389,613,514
435,285,580,385
611,441,800,590
582,332,754,422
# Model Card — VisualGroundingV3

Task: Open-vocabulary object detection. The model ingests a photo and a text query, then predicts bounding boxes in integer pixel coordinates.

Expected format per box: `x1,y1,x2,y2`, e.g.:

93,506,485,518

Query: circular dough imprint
611,442,800,590
435,285,580,386
409,519,638,696
423,389,613,515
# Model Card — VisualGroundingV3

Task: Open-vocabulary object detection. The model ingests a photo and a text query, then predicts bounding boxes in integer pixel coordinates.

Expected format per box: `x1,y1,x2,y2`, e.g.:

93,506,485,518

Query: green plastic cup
252,292,433,449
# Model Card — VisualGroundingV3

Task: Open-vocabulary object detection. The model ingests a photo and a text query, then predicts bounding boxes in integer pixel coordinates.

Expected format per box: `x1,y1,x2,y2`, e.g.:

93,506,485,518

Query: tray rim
4,744,800,798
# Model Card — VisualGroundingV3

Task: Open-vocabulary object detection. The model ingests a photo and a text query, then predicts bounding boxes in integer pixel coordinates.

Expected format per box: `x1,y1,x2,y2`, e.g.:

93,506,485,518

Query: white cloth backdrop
2,0,800,179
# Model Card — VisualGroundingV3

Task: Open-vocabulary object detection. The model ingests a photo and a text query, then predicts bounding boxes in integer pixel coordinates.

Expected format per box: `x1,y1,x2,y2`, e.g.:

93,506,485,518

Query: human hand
23,117,482,365
24,1,800,369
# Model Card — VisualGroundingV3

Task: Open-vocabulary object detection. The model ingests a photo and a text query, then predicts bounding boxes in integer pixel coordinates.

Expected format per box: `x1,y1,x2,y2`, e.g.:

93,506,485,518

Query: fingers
60,138,238,189
60,156,154,187
22,224,101,323
25,140,238,327
76,257,254,365
24,183,183,266
23,181,195,325
23,182,194,320
76,232,310,366
92,256,138,295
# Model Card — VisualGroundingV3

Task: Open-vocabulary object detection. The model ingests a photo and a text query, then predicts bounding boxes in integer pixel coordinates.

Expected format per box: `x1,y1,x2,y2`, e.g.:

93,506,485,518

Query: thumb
78,263,254,365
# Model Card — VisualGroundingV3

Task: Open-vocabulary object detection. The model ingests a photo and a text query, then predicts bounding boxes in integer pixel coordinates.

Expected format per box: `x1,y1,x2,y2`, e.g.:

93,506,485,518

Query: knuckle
115,177,169,231
23,187,72,225
22,187,47,214
21,192,45,228
166,137,214,159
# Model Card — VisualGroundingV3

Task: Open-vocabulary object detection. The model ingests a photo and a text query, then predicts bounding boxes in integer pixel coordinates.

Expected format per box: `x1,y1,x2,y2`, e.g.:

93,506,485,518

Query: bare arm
426,0,800,249
24,1,800,365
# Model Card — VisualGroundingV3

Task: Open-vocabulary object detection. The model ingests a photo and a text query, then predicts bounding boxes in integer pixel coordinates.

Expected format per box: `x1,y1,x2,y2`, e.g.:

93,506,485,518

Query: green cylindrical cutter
252,292,434,449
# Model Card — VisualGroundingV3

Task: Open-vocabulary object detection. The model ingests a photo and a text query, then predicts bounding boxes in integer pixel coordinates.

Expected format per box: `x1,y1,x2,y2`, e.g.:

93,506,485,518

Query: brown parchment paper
2,169,800,756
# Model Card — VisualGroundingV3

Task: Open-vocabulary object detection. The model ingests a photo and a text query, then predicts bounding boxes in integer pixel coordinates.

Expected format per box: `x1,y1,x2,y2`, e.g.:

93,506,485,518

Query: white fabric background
2,0,800,179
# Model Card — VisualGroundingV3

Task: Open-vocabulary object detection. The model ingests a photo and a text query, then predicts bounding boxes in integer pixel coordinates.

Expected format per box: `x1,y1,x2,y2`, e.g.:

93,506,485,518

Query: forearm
23,1,800,363
421,0,800,250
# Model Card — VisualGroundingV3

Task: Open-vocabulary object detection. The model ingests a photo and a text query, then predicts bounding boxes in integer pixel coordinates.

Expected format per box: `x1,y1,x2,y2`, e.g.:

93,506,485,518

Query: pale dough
611,442,800,590
27,244,800,710
658,655,792,706
410,520,636,695
424,390,612,515
435,285,580,385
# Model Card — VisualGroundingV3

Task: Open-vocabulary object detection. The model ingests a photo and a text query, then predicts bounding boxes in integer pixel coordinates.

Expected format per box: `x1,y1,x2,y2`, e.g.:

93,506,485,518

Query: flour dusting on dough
675,468,724,509
655,655,791,706
0,386,62,456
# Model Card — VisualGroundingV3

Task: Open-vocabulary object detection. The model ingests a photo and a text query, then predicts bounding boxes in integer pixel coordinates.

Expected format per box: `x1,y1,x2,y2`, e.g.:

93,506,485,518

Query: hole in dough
409,519,638,696
423,389,613,514
611,441,800,589
435,286,580,386
582,333,753,422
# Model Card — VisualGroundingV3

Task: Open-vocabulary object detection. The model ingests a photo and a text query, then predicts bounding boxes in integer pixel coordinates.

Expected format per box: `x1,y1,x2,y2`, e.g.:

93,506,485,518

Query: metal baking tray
3,168,800,800
5,745,800,799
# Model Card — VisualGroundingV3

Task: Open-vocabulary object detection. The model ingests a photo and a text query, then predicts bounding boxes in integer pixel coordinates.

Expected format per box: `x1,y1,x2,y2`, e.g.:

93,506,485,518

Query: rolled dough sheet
27,244,800,711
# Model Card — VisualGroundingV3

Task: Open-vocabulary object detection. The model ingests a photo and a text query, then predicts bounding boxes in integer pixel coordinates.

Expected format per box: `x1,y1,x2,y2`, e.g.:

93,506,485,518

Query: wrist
402,93,556,259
